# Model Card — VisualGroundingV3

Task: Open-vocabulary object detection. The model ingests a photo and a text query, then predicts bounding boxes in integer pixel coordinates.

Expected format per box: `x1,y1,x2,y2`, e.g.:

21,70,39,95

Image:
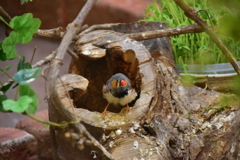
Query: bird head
111,79,128,89
106,73,131,97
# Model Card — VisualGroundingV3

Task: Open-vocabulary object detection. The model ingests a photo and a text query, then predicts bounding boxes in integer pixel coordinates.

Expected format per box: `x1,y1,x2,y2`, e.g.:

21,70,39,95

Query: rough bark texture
50,22,240,160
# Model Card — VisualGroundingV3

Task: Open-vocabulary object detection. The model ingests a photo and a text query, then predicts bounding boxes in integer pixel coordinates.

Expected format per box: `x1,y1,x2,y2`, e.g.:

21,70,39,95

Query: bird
102,73,137,114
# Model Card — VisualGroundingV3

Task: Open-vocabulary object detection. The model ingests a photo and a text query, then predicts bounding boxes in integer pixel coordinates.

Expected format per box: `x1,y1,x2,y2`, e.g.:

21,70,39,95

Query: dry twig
46,0,114,159
35,27,64,38
77,23,120,36
0,6,11,23
2,50,57,87
127,23,203,40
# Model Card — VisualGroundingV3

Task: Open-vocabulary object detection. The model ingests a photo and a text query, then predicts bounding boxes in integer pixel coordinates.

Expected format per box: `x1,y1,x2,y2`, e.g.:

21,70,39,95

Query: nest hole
69,46,142,114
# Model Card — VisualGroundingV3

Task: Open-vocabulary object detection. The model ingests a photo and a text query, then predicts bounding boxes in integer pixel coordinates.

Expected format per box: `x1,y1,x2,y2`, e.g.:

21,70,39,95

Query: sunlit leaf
2,96,32,113
10,13,41,44
1,13,41,60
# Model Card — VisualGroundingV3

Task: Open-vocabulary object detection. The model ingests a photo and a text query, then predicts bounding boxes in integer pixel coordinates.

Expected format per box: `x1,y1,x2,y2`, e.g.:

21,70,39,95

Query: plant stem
0,70,15,81
16,54,21,59
30,47,37,65
14,85,19,100
25,112,80,128
0,16,11,28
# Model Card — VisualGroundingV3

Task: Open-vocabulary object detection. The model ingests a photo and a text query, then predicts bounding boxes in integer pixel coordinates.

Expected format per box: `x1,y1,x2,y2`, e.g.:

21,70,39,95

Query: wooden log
51,22,240,160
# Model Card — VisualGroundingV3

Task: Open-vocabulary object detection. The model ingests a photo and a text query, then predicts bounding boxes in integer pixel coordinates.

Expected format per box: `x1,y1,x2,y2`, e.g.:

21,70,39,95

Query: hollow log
50,22,240,160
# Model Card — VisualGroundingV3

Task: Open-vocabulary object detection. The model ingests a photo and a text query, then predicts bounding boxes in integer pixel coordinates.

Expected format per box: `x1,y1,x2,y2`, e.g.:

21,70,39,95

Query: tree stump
49,22,240,160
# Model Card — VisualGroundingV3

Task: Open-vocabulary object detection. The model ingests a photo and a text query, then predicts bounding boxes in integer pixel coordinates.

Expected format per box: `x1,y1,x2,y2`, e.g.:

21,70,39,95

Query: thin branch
0,6,11,23
30,47,37,65
194,83,208,97
34,22,202,41
67,48,78,59
173,0,240,75
14,85,19,100
48,0,97,84
2,50,57,88
75,123,115,160
35,24,89,39
35,27,65,38
32,50,57,68
127,23,203,40
0,70,15,81
76,23,120,37
46,0,114,159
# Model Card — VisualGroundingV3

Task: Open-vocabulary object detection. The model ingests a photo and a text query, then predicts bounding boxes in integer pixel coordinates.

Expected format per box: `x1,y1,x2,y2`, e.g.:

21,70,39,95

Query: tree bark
50,22,240,160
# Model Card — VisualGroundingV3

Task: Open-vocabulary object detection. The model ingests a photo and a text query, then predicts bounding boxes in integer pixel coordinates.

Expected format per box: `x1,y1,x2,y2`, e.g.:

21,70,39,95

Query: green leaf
19,84,38,114
17,56,32,71
12,83,19,89
2,32,18,60
0,42,8,61
2,96,32,113
0,65,12,76
0,93,7,111
1,13,41,60
13,68,41,84
20,0,33,5
10,13,41,44
0,83,13,93
5,65,12,71
0,65,12,72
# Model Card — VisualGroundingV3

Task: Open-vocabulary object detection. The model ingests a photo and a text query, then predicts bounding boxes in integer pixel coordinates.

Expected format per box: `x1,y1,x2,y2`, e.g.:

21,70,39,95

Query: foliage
0,13,41,114
0,13,41,61
2,96,33,113
13,68,40,85
0,8,79,128
179,75,197,85
142,0,240,68
17,56,32,71
205,106,228,112
209,0,240,40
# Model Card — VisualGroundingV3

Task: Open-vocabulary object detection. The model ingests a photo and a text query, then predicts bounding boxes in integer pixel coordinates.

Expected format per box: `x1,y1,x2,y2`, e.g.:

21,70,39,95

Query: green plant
142,0,240,69
0,13,41,114
0,12,77,128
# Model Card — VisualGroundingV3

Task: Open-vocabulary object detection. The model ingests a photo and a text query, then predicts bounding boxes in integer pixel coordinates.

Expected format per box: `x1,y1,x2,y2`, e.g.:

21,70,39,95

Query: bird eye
120,80,127,86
